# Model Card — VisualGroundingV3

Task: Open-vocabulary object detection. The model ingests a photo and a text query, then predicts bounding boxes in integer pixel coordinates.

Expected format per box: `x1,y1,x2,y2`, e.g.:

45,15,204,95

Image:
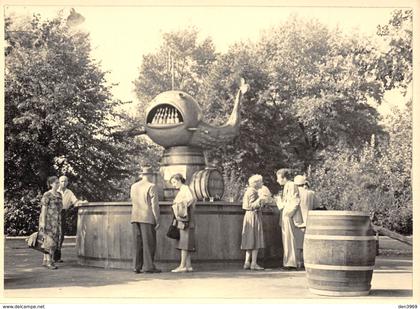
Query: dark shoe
133,269,143,274
144,268,162,273
46,263,57,270
54,251,61,262
282,266,297,271
55,259,64,263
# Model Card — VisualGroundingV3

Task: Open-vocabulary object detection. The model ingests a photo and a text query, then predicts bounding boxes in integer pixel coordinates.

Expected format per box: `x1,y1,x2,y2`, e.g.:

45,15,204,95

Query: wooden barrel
303,211,376,296
160,146,205,167
190,168,224,201
76,201,283,269
159,146,206,201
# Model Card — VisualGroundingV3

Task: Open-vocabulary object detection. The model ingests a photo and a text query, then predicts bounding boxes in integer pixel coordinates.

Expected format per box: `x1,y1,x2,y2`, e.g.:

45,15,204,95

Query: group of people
37,167,318,273
241,168,320,271
37,176,85,269
130,166,319,274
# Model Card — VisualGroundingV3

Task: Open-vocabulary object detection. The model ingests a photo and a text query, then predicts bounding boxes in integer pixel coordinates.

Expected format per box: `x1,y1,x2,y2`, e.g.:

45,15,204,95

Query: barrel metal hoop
308,211,370,216
160,163,206,167
305,263,375,271
196,170,206,199
307,225,370,230
305,235,376,241
204,170,210,197
308,288,370,297
163,152,204,156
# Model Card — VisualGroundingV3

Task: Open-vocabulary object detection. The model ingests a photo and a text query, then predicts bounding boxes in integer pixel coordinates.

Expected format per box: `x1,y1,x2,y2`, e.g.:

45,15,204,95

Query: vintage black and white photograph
2,0,418,304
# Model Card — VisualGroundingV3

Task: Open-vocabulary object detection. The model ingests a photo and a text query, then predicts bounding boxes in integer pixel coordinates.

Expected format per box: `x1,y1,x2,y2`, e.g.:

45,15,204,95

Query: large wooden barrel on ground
158,146,206,200
303,211,376,296
76,202,283,269
189,168,224,201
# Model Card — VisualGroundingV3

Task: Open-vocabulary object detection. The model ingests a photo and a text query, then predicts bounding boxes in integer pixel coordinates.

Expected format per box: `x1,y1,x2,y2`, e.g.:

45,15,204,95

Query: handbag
166,217,180,240
26,231,48,253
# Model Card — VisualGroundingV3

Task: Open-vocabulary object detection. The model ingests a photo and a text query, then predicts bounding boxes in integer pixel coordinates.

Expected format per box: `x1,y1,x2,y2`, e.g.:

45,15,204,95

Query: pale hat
294,175,306,186
140,166,155,175
248,174,263,185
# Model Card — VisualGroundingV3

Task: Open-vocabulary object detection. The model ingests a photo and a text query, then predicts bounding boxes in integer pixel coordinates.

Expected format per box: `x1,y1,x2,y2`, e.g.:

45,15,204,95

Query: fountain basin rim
76,201,247,207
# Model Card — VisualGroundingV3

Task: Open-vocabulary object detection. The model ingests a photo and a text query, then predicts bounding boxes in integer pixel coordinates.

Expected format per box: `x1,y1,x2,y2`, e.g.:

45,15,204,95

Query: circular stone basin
76,201,283,269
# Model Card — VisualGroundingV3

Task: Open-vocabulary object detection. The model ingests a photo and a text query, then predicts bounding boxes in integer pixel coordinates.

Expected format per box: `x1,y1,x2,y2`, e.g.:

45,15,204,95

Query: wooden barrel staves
303,211,376,296
190,168,224,201
159,146,206,201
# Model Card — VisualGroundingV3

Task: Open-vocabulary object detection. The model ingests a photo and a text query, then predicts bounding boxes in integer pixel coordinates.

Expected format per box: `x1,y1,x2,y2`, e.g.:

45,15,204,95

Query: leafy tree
311,9,413,234
201,16,387,194
133,27,217,120
312,117,412,235
376,9,412,92
131,11,412,228
4,12,147,235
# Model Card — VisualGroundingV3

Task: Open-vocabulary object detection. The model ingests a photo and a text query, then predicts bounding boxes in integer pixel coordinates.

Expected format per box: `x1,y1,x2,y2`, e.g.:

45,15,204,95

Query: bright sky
5,5,407,114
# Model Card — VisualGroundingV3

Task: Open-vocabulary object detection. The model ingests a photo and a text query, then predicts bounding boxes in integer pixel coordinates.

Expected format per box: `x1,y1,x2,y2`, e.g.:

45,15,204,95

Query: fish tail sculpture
188,78,249,149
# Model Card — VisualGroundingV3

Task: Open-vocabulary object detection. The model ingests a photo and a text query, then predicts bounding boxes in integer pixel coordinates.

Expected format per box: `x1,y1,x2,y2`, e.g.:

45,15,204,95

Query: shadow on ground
4,242,305,290
369,289,413,297
4,238,413,299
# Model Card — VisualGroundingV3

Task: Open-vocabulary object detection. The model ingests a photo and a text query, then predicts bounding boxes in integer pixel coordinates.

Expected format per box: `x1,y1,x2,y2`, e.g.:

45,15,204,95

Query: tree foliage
133,11,412,235
311,10,413,234
4,13,150,235
312,103,412,235
202,16,387,193
376,9,412,92
133,27,217,120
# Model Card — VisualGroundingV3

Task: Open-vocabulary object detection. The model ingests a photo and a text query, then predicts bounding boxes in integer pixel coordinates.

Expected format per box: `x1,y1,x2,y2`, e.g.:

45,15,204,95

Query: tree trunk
371,224,412,246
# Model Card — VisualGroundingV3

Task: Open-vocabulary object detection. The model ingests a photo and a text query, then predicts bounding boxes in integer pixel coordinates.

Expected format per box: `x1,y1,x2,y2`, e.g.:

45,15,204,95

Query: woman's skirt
177,226,196,252
241,210,265,250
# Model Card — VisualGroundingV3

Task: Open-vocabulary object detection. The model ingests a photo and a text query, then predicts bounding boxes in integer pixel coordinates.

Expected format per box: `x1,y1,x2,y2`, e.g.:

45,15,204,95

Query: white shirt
172,185,195,219
59,188,78,210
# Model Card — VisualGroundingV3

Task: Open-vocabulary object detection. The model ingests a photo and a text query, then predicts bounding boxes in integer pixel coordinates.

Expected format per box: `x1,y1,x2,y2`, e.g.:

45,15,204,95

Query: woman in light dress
170,173,197,273
240,174,268,271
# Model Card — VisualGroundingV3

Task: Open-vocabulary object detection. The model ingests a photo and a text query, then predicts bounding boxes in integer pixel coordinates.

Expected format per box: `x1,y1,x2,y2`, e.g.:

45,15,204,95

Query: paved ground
3,237,414,300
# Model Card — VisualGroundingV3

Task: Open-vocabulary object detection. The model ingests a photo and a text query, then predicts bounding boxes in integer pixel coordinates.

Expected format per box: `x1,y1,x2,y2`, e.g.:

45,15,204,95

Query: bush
64,207,78,236
4,189,42,236
4,189,79,237
222,168,246,202
312,134,412,235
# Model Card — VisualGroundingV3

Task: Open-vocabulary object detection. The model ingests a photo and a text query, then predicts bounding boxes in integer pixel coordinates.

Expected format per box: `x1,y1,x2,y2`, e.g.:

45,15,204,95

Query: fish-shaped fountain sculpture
123,78,249,200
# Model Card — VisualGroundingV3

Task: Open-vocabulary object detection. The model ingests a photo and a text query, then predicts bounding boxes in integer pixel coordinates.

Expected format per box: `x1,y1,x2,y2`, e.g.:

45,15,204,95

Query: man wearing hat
130,166,161,273
294,175,320,230
293,175,317,269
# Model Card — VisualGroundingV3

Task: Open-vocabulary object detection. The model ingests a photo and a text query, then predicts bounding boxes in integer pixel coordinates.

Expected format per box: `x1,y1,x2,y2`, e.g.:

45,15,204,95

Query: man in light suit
130,166,161,273
276,168,304,270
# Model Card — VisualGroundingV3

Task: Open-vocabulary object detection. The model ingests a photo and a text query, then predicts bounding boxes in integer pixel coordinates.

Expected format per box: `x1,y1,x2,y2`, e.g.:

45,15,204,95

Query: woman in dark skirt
241,174,265,271
170,173,197,273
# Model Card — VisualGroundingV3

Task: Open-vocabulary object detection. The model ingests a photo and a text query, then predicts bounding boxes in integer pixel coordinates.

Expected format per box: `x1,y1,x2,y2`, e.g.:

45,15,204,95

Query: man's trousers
54,209,68,261
132,222,157,272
